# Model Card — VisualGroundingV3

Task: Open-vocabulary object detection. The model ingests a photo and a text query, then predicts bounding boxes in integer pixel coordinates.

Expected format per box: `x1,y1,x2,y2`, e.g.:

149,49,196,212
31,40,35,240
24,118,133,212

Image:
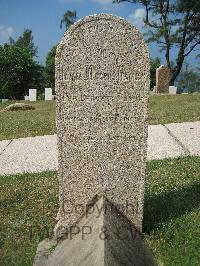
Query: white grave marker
29,89,37,101
45,88,52,101
2,99,8,103
169,86,177,95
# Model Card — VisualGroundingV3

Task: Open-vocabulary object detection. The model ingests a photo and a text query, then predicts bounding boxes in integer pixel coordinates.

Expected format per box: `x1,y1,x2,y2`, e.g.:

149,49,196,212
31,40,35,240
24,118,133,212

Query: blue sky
0,0,198,67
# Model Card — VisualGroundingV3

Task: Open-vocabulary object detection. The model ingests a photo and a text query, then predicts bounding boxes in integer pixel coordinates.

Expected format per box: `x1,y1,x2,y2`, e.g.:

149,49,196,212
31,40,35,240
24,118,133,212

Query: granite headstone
55,14,149,236
156,65,171,93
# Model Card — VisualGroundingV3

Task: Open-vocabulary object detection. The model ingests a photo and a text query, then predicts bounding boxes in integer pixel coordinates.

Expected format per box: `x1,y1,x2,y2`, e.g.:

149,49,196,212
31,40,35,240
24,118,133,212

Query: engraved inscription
59,65,146,82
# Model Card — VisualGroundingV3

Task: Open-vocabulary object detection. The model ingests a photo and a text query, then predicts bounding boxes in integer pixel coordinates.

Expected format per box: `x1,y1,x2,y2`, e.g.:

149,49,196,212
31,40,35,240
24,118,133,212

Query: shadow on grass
143,183,200,233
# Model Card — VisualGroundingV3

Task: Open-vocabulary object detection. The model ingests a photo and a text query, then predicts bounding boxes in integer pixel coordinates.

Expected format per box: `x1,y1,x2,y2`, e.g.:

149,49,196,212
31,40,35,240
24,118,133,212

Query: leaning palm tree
60,10,77,31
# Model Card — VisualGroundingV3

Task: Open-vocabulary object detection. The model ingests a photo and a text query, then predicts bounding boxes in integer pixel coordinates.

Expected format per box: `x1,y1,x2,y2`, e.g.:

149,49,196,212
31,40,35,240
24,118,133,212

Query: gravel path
0,121,199,175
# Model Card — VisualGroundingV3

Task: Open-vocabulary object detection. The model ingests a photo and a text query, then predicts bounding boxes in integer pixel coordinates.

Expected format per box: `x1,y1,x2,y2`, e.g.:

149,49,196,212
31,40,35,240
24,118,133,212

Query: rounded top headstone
56,14,148,53
55,14,150,236
56,14,149,94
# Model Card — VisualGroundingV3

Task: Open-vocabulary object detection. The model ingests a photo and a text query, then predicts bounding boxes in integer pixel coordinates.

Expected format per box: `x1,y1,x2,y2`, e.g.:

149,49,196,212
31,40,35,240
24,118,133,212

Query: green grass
0,171,59,266
0,101,56,141
148,94,200,125
0,156,199,265
144,156,200,265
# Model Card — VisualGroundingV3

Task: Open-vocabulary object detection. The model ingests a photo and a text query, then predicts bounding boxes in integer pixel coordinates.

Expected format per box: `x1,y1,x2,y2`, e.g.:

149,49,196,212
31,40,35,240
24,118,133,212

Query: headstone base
34,197,155,266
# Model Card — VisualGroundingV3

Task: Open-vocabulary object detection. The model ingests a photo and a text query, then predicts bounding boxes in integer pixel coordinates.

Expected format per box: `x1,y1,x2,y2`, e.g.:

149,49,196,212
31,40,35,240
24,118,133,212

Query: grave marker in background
169,86,177,95
24,95,29,101
156,65,171,93
2,99,8,103
29,89,37,101
45,88,53,101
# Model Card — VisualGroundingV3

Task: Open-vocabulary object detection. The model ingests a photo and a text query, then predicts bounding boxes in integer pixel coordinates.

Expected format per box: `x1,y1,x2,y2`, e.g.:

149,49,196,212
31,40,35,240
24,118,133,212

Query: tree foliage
177,64,200,93
0,45,37,99
113,0,200,84
12,29,38,57
31,64,47,95
45,46,57,89
150,57,161,88
0,29,44,99
60,10,77,31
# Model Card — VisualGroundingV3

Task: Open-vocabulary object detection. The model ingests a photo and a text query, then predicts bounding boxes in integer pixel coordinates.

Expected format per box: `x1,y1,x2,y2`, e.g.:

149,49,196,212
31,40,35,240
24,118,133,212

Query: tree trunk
170,61,183,85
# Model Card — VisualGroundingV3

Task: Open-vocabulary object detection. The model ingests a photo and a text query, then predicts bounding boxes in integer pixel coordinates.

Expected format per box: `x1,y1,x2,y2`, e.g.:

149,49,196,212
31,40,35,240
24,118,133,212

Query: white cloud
0,26,14,43
128,8,146,30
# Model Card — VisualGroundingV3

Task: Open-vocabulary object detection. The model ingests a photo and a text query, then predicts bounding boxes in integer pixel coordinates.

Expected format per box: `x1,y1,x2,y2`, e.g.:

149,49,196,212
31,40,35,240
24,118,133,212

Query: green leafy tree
15,29,38,57
0,45,37,99
60,10,77,31
177,64,200,93
150,57,161,89
45,46,57,89
113,0,200,85
32,64,47,95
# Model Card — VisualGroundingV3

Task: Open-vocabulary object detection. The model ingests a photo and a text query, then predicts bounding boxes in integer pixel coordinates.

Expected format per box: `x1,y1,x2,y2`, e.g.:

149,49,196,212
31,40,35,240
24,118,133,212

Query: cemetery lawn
0,101,56,141
148,94,200,125
0,94,200,141
0,156,199,265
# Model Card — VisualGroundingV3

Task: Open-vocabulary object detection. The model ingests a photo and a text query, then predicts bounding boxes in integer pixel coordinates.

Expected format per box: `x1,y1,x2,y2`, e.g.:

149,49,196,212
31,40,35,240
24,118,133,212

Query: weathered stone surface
34,197,155,266
156,65,171,93
55,14,149,236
